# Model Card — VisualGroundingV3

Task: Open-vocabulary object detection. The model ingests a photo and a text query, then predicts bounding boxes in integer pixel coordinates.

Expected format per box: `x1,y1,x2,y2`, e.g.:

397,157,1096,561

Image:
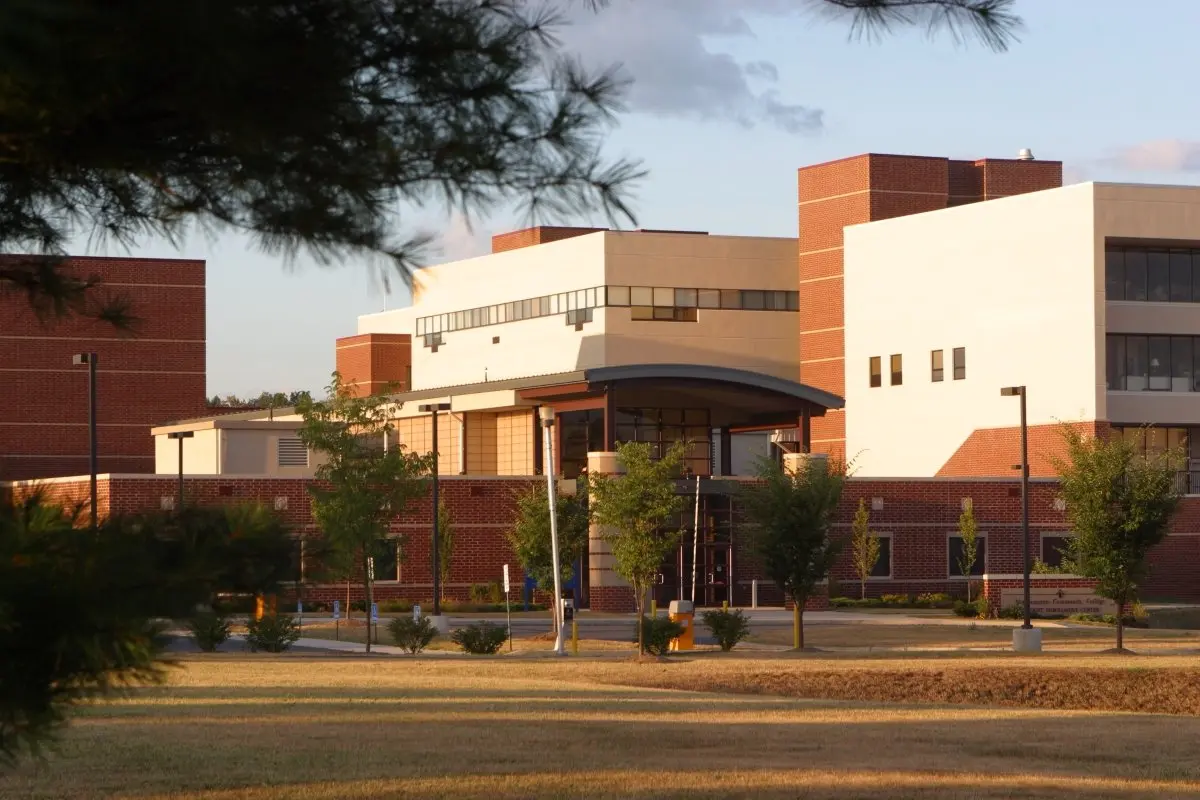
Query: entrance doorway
652,489,735,608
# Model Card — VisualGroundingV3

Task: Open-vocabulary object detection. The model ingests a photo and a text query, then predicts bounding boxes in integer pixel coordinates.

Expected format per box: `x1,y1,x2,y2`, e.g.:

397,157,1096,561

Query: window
1040,534,1073,570
277,437,309,468
607,286,630,306
1106,245,1200,303
1114,425,1188,459
741,290,765,310
719,289,741,309
370,538,399,582
952,347,966,380
566,308,593,325
949,534,987,577
675,288,698,307
1173,336,1194,392
1108,334,1200,392
931,350,944,382
869,535,892,578
631,286,653,306
890,354,903,386
652,287,674,307
631,306,697,322
869,356,882,388
698,289,720,308
422,332,443,348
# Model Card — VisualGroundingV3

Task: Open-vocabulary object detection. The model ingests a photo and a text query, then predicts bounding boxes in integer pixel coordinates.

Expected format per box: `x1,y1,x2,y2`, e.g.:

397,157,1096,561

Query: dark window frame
948,534,987,578
952,347,966,380
931,350,944,382
869,356,882,388
890,354,903,386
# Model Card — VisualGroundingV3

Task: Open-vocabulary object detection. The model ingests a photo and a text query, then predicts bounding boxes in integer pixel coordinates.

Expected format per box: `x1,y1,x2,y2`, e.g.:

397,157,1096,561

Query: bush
953,597,988,619
186,612,231,652
295,600,327,613
245,614,302,653
468,584,491,603
700,609,751,652
638,615,685,656
487,580,505,604
378,599,414,613
1068,613,1150,629
451,621,508,654
880,593,911,605
914,592,954,608
388,616,438,653
350,600,367,612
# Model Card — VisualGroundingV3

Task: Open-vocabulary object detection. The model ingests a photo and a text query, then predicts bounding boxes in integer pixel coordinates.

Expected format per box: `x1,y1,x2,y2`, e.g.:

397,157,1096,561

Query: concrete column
783,451,828,476
586,450,636,612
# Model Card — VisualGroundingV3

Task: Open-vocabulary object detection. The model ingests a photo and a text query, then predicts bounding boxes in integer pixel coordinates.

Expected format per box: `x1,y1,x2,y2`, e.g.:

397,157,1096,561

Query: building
10,151,1200,610
844,180,1200,482
0,255,208,481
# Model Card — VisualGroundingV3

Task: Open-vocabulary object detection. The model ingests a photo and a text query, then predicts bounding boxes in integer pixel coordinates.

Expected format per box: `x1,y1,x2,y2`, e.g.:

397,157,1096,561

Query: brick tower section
797,154,1062,459
335,333,411,397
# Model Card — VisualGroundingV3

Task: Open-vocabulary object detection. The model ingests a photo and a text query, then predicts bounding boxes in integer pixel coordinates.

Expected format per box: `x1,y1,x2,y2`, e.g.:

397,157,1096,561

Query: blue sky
70,0,1200,397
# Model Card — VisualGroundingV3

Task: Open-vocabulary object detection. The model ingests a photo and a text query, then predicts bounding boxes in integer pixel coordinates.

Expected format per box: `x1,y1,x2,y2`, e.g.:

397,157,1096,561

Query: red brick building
0,256,207,480
11,472,1200,609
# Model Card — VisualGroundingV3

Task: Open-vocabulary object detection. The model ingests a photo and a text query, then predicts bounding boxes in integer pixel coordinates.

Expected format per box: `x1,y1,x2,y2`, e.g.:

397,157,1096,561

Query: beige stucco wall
844,182,1100,477
154,428,219,474
153,424,323,477
603,232,800,380
1097,183,1200,425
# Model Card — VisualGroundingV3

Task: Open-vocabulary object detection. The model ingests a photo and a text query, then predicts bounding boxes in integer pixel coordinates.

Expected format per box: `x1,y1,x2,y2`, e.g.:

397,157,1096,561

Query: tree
587,441,686,654
437,499,454,603
740,456,846,650
850,498,881,600
0,492,297,766
1,0,1020,325
957,504,980,602
506,482,590,631
1053,427,1182,653
296,372,434,652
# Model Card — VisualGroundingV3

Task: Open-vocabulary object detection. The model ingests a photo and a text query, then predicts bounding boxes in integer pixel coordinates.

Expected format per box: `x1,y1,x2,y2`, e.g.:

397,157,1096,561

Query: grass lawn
749,622,1200,651
5,655,1200,799
283,620,641,653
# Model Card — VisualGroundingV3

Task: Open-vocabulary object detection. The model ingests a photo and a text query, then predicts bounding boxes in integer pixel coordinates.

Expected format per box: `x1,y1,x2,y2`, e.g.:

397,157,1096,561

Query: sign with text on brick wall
1001,587,1117,616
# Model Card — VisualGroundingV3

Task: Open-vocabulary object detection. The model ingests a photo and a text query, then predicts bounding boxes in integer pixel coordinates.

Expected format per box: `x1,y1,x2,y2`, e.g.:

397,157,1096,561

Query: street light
73,353,98,530
1000,385,1041,653
419,402,452,629
167,431,194,513
539,405,566,655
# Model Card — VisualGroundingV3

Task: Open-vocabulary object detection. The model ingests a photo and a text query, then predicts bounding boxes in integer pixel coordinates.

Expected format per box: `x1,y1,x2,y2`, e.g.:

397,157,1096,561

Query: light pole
419,402,452,631
1000,385,1041,652
167,431,194,513
539,405,566,655
73,353,98,530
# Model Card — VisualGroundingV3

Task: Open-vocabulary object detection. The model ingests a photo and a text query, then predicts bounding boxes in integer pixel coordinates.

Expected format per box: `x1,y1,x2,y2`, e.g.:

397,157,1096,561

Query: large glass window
1107,244,1200,303
559,409,605,479
614,407,711,476
1107,334,1200,392
949,535,987,577
1041,535,1073,570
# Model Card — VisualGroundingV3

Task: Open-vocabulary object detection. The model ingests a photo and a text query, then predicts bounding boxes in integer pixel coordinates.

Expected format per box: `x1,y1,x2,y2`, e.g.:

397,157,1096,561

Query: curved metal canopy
583,364,844,410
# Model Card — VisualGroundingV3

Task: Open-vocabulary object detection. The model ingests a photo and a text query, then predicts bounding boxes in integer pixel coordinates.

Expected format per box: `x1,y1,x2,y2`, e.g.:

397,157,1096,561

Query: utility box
668,600,694,651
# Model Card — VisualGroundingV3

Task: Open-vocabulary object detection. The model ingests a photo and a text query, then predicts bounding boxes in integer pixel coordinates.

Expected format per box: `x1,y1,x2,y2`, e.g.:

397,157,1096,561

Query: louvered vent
277,437,309,467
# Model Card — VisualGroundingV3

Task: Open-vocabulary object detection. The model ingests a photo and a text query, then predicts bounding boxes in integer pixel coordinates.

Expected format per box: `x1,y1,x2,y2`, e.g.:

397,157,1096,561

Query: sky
67,0,1200,398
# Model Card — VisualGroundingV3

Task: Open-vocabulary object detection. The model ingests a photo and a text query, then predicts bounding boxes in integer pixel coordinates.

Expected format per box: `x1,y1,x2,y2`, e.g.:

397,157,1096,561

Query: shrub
296,600,327,613
1131,600,1149,621
1031,558,1070,575
451,621,508,654
997,602,1025,620
350,600,367,612
379,599,414,613
700,609,751,652
914,592,953,608
245,614,302,653
186,612,231,652
487,580,505,604
880,593,911,606
1068,613,1150,629
388,616,438,653
637,615,685,656
468,584,491,603
953,597,989,619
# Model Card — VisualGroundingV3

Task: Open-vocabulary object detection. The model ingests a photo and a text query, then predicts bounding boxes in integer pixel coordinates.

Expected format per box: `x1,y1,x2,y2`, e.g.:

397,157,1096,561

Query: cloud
558,0,821,134
1098,139,1200,173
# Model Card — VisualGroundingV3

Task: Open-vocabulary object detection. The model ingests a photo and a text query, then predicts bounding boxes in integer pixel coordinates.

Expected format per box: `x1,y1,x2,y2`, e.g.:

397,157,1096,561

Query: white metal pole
690,474,700,604
542,408,565,655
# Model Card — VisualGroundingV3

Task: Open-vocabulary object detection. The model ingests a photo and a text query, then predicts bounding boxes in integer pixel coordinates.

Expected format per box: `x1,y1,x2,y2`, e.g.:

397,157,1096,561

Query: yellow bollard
254,594,264,621
722,600,728,612
571,620,579,655
650,599,657,617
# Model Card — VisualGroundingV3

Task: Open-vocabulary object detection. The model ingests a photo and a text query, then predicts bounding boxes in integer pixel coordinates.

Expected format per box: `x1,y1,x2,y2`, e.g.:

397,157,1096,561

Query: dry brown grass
293,621,637,653
750,623,1200,651
5,657,1200,799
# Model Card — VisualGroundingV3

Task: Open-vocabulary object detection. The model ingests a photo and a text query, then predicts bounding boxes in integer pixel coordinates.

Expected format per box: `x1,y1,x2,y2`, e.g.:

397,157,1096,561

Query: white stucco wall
154,428,219,474
844,182,1100,476
357,232,608,389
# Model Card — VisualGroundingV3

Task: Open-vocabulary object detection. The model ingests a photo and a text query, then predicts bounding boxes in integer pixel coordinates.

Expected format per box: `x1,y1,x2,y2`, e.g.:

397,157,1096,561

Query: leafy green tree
0,0,1019,324
296,372,433,652
850,498,881,599
1053,427,1182,652
506,483,590,630
437,499,455,603
957,504,980,602
587,441,686,654
740,456,846,650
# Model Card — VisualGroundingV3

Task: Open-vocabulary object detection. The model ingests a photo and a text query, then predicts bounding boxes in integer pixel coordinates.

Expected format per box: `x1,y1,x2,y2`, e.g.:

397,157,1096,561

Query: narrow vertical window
931,350,944,382
869,357,881,388
890,354,903,386
952,347,966,380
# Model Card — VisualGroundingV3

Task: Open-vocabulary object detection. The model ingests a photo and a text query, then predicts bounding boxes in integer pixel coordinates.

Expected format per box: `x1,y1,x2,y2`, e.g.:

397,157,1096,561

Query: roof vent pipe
1017,148,1035,161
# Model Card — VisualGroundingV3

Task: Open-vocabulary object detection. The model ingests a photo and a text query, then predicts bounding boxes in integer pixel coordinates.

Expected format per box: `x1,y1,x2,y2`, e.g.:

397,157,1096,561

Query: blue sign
370,602,379,623
332,600,341,620
297,601,304,615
